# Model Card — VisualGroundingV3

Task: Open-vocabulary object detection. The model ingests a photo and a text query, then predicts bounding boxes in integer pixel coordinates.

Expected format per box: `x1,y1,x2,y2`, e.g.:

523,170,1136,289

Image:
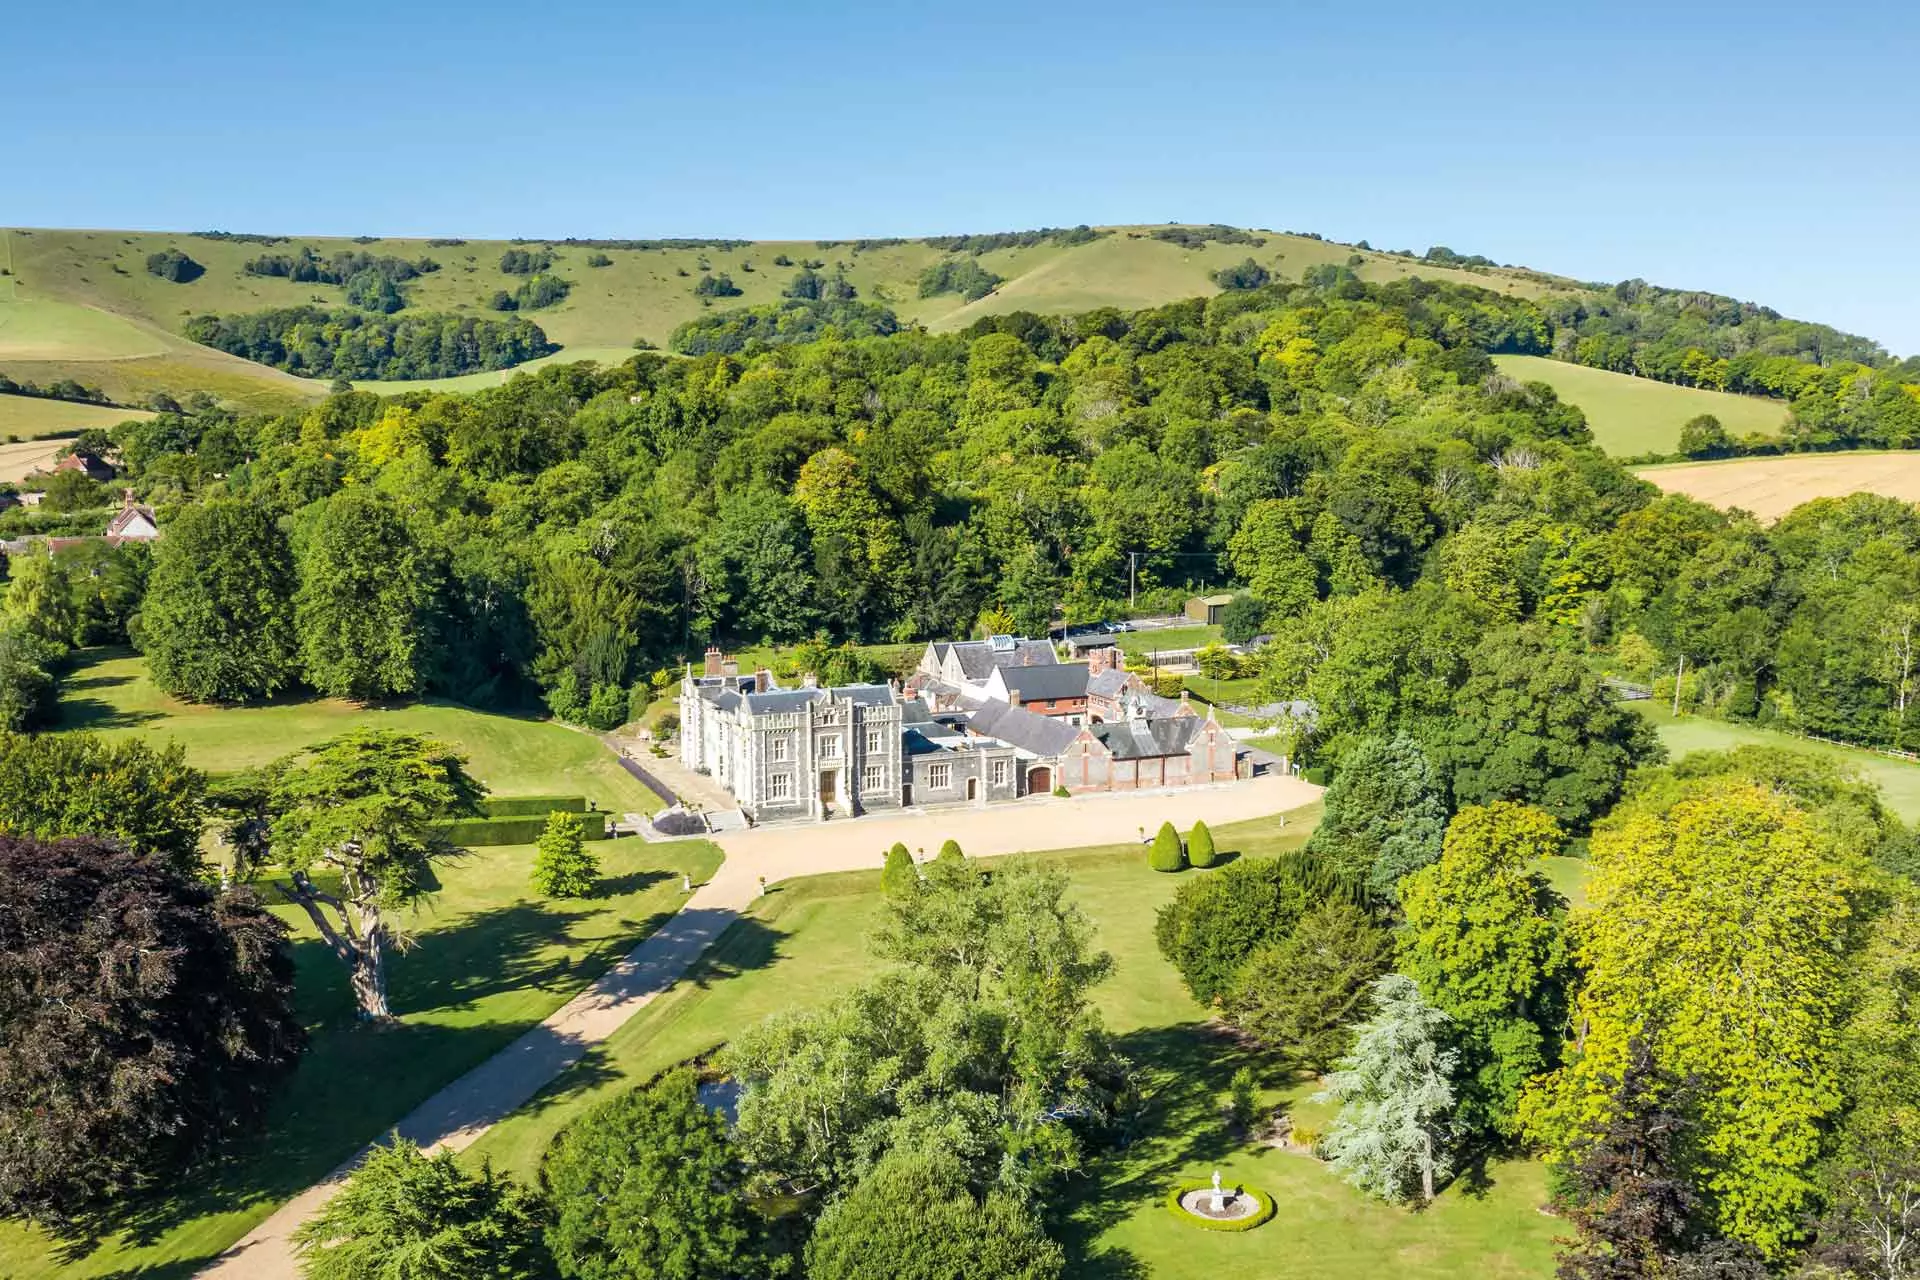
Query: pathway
197,773,1319,1278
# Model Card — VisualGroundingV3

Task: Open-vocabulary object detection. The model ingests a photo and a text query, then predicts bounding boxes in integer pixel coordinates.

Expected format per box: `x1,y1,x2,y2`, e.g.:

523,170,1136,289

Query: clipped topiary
1188,820,1219,868
881,842,918,898
1149,821,1187,873
935,838,964,866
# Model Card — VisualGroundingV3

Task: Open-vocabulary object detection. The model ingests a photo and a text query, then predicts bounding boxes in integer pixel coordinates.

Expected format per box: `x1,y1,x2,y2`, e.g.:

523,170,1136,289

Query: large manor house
680,635,1247,823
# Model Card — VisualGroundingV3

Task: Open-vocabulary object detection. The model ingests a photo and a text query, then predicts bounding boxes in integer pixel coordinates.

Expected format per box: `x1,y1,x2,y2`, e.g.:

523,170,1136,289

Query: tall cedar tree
267,730,484,1019
0,836,302,1226
0,731,206,874
296,488,437,701
142,499,300,703
291,1138,546,1280
543,1068,781,1280
1315,974,1458,1204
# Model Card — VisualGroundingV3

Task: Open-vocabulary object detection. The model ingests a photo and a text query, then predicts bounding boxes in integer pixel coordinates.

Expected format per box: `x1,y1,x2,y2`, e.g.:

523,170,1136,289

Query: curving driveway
197,773,1320,1278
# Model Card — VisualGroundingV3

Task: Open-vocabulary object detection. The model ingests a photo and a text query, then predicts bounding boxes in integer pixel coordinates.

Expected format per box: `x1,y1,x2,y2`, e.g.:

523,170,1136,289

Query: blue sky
12,0,1919,352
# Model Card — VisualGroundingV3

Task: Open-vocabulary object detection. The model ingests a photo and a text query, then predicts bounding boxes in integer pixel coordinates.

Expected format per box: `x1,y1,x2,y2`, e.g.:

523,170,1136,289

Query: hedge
438,809,608,846
1164,1180,1276,1232
481,794,588,818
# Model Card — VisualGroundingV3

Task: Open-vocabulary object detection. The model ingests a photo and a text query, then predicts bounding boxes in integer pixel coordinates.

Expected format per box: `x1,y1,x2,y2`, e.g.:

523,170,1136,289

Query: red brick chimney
1087,644,1120,677
703,646,724,677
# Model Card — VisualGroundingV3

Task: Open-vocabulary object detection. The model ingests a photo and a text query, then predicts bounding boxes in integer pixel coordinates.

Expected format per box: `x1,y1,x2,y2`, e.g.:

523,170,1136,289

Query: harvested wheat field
1638,452,1920,521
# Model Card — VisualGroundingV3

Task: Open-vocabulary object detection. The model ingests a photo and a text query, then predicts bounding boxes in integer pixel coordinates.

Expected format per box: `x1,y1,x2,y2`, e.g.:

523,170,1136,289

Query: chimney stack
1087,644,1119,677
754,669,772,693
1007,687,1020,708
703,646,724,677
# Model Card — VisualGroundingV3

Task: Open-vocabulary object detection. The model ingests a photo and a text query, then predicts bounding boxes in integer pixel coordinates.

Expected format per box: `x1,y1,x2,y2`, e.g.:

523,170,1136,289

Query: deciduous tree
0,836,301,1226
296,488,437,700
143,499,300,703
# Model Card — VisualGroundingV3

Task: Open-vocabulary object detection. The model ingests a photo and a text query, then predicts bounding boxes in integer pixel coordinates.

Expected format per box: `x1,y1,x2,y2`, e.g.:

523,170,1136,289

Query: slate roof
996,661,1089,702
946,637,1058,682
104,503,158,538
737,683,898,717
1092,717,1203,760
966,699,1083,757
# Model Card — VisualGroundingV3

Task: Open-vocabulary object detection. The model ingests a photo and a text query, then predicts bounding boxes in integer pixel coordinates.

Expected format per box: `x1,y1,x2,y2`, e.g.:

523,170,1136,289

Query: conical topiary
880,842,918,898
935,838,964,865
1188,820,1219,868
1149,821,1187,873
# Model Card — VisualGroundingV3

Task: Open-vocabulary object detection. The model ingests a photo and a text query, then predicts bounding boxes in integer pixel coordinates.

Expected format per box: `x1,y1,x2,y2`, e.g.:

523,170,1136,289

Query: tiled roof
947,637,1058,681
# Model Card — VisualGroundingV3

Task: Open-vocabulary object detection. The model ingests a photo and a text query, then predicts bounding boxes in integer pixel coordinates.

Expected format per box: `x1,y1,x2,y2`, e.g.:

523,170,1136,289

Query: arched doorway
1027,765,1053,795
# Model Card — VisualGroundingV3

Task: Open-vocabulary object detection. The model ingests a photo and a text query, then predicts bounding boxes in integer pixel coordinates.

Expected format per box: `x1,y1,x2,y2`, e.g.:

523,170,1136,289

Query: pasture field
1635,451,1920,522
0,394,150,445
5,225,1580,408
0,833,723,1280
1494,354,1792,457
56,648,664,813
1638,702,1920,823
469,803,1566,1280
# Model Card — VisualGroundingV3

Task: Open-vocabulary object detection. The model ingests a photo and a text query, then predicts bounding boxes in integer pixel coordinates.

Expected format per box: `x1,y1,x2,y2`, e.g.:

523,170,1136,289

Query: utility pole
1129,552,1138,609
1672,654,1685,717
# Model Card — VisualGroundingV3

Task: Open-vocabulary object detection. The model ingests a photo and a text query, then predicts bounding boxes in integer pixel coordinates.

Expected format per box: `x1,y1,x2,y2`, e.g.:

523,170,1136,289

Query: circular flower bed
1165,1178,1276,1232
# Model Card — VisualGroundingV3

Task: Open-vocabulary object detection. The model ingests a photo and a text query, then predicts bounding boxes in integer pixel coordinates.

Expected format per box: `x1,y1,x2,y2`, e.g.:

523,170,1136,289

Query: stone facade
682,670,904,822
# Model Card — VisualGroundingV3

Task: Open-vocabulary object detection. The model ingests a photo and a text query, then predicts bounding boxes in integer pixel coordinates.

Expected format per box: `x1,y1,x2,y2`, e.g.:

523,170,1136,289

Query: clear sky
11,0,1918,353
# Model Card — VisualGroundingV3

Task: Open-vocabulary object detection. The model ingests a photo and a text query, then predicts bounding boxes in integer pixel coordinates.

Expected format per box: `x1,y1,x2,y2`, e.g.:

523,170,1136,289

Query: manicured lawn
469,800,1565,1279
1116,624,1224,658
0,835,723,1279
56,648,663,814
1493,354,1790,458
1637,702,1920,824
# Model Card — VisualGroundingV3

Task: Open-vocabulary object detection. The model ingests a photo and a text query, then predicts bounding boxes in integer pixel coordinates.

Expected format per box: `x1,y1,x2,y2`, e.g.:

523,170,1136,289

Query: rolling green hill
2,224,1579,410
1493,353,1792,457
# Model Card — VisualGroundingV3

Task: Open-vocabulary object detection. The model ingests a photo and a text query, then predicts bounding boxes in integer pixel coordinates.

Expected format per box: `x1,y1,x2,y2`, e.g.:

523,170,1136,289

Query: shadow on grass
596,868,671,898
1056,1020,1286,1269
55,692,163,732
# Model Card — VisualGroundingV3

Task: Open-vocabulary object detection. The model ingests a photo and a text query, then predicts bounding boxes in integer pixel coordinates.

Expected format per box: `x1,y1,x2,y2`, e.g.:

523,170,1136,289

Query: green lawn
0,835,723,1280
1116,624,1224,658
57,648,663,814
1637,702,1920,824
1493,355,1790,458
468,800,1566,1280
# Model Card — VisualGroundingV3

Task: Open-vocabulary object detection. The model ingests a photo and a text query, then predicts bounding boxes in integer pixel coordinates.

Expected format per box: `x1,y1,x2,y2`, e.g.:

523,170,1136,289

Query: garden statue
1211,1169,1225,1213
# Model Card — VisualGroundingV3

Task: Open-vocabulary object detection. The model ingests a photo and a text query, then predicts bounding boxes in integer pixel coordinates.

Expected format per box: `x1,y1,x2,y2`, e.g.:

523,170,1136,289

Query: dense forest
180,307,556,379
0,273,1906,764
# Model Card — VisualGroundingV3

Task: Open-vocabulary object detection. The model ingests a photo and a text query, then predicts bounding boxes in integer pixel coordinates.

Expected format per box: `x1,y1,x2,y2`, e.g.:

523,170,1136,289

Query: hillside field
0,393,150,442
1493,354,1791,457
4,225,1576,409
1636,451,1920,522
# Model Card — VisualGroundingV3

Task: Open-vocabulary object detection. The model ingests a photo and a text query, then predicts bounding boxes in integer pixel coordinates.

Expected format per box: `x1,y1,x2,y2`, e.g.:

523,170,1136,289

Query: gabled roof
737,682,898,718
104,504,157,538
992,661,1089,703
965,699,1082,757
1092,717,1203,760
947,637,1058,681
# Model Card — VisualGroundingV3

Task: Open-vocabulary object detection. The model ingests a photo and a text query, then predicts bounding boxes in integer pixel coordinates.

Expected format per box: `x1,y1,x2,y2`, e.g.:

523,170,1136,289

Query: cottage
916,635,1058,689
55,451,116,484
104,494,160,543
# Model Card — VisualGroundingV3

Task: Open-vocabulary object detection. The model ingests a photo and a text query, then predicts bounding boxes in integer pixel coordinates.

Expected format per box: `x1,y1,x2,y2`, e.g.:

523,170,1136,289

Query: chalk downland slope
1636,452,1920,521
5,225,1578,408
1493,353,1792,457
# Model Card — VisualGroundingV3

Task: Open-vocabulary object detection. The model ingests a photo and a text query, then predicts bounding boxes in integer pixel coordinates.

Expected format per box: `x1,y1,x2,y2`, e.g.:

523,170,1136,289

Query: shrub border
1165,1179,1276,1232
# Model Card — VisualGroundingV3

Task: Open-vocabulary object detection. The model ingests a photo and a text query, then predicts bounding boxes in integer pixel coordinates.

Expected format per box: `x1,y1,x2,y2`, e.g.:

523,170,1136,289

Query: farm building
1185,593,1235,625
